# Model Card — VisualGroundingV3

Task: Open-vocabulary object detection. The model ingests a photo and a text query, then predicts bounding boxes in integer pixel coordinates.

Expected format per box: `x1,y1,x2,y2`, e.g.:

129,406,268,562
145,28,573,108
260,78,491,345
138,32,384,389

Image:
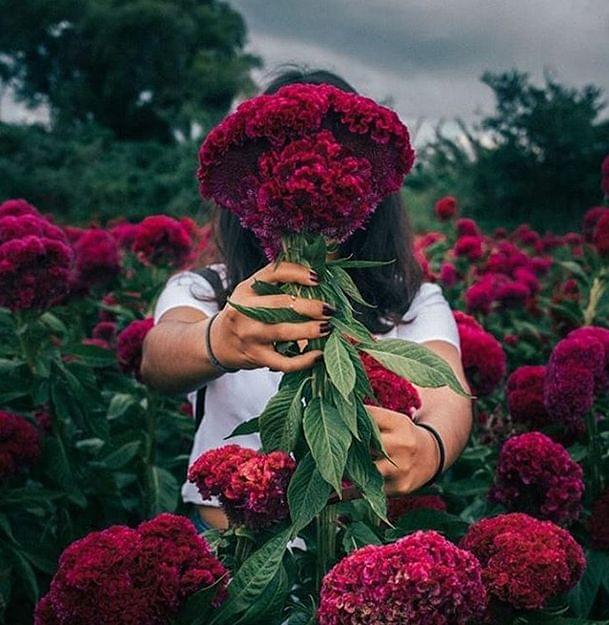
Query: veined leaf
328,265,375,308
324,332,356,400
227,300,309,324
362,339,470,397
251,279,284,296
260,378,308,452
288,453,333,532
330,315,373,345
329,258,395,269
303,397,351,494
331,387,359,440
346,439,388,523
226,417,259,439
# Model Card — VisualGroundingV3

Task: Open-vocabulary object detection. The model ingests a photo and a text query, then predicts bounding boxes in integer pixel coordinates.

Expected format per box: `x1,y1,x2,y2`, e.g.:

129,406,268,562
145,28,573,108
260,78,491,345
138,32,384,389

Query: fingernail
322,304,336,316
320,321,332,334
309,270,320,283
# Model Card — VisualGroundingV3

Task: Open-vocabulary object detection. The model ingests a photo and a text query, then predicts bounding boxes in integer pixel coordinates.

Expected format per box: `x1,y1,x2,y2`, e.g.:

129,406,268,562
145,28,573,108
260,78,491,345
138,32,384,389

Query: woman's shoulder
166,262,228,287
404,282,451,319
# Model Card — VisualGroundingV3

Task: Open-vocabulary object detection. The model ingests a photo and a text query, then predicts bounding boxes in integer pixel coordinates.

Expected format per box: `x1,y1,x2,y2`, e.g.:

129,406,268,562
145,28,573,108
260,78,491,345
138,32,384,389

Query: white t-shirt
153,263,460,506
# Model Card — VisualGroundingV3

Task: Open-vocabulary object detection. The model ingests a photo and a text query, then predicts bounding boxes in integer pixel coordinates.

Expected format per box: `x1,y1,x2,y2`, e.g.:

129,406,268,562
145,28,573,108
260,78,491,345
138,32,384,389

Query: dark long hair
205,65,422,334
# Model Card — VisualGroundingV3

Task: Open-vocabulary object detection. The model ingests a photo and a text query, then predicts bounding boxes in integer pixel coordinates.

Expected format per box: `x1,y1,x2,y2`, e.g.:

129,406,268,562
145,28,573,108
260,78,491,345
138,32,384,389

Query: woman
141,67,472,531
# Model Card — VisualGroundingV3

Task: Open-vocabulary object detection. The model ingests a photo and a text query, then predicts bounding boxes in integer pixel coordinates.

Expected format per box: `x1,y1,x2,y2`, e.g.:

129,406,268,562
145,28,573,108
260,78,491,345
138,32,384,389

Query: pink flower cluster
588,487,609,550
0,200,74,311
360,351,421,417
434,195,458,221
387,494,447,524
131,215,193,267
35,513,228,625
543,328,609,431
506,365,550,429
197,83,414,257
454,311,506,395
461,513,585,610
188,445,295,529
318,530,486,625
0,410,41,479
489,432,584,525
116,317,154,380
72,228,121,291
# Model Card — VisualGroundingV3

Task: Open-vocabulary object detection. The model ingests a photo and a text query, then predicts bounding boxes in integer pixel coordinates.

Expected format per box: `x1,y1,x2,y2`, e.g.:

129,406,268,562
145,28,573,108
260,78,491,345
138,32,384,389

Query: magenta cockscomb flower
318,530,486,625
461,513,585,611
132,215,193,267
116,317,154,380
188,445,295,529
0,213,74,311
489,432,584,525
34,513,228,625
454,311,506,395
0,198,40,218
197,83,414,257
73,228,121,289
434,195,458,221
506,366,550,429
387,494,447,524
0,411,41,479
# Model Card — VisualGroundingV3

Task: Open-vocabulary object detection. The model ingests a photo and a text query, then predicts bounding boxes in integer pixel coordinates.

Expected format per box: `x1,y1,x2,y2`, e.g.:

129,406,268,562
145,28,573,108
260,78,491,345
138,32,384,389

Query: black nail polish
320,321,332,334
322,304,336,316
310,270,320,283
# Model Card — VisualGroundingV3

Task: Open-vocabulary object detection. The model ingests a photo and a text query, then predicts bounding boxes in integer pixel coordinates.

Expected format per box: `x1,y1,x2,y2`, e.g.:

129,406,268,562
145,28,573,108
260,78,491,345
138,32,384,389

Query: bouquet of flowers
194,83,470,622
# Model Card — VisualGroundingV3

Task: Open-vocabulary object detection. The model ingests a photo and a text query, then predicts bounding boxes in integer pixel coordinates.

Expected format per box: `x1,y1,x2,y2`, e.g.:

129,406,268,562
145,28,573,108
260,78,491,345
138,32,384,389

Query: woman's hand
366,404,440,496
210,261,334,373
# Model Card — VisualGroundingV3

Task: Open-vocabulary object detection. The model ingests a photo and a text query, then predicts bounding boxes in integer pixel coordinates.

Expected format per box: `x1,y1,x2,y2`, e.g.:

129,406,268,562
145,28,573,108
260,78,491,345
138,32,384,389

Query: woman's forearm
140,316,221,394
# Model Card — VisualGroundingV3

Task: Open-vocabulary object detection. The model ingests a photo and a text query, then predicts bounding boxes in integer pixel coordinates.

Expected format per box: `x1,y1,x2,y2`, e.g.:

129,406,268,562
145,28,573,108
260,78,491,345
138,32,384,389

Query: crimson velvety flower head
35,513,228,625
0,198,40,218
588,487,609,550
360,351,421,417
460,513,585,611
454,311,506,395
132,215,193,267
434,195,458,221
72,228,121,290
456,217,481,237
318,530,486,625
489,432,584,525
0,212,74,311
117,317,154,380
387,494,447,524
506,366,550,429
197,83,414,258
188,445,295,529
583,206,609,242
592,211,609,257
0,410,41,479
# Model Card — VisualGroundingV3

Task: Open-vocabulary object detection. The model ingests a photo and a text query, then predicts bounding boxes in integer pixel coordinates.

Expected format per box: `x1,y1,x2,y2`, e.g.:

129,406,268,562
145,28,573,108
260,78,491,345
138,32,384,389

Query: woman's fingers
254,261,319,287
253,294,335,320
258,347,323,373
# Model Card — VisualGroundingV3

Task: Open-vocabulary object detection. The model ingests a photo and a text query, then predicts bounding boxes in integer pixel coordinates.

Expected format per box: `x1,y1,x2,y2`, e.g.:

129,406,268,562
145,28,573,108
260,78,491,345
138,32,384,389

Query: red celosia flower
99,292,119,321
592,211,609,257
116,318,154,380
387,494,447,524
188,445,294,529
506,366,550,429
489,432,584,525
583,206,609,242
0,213,74,311
588,487,609,550
495,280,530,308
454,235,484,261
439,262,458,286
434,195,458,221
360,351,421,417
544,334,605,430
493,227,507,239
461,513,585,610
109,221,139,250
465,275,495,314
197,83,414,258
73,228,121,289
0,198,40,218
454,312,506,395
34,514,228,625
92,321,118,346
456,218,481,237
132,215,193,267
318,530,486,625
567,326,609,390
0,411,41,478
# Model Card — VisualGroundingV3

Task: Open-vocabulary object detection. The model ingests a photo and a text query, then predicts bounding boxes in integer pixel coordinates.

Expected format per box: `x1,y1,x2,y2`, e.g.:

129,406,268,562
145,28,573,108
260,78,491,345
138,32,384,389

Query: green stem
145,390,158,517
316,503,338,592
585,409,601,503
15,310,38,373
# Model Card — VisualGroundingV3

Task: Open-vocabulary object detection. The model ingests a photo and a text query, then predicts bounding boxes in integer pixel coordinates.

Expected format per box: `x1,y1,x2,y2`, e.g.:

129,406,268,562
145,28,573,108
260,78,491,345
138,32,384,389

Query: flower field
1,155,609,624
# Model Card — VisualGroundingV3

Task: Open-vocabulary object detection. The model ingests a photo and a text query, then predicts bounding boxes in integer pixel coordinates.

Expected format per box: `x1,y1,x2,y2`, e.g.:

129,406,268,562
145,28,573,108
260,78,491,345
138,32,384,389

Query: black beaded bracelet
416,422,446,487
205,312,238,374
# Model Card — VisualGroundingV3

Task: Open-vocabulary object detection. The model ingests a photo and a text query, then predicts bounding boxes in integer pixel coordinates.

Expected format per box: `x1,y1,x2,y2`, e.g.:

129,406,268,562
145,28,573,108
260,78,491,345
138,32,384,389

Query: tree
0,0,262,141
414,71,609,231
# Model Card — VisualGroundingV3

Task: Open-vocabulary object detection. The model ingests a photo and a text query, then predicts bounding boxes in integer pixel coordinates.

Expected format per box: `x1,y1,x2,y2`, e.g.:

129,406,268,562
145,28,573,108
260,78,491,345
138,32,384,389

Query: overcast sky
229,0,609,143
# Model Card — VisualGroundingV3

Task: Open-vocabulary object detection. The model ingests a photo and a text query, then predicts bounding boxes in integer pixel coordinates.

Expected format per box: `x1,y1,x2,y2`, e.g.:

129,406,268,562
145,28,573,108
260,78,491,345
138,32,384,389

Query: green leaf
107,393,139,420
69,343,117,367
39,311,68,334
329,258,395,269
330,315,373,345
385,509,468,543
99,441,141,470
149,466,179,513
342,521,382,552
174,578,228,625
346,439,387,523
324,332,356,400
226,417,260,439
8,546,39,602
238,564,288,624
208,530,290,625
303,397,351,494
569,550,609,618
328,265,374,308
331,387,359,440
362,339,470,397
260,378,307,452
227,300,309,324
288,453,333,532
251,280,284,296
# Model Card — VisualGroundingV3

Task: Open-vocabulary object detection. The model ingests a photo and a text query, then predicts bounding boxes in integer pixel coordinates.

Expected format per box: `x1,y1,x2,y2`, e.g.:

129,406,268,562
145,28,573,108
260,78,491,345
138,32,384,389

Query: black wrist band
205,312,238,374
416,422,446,487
